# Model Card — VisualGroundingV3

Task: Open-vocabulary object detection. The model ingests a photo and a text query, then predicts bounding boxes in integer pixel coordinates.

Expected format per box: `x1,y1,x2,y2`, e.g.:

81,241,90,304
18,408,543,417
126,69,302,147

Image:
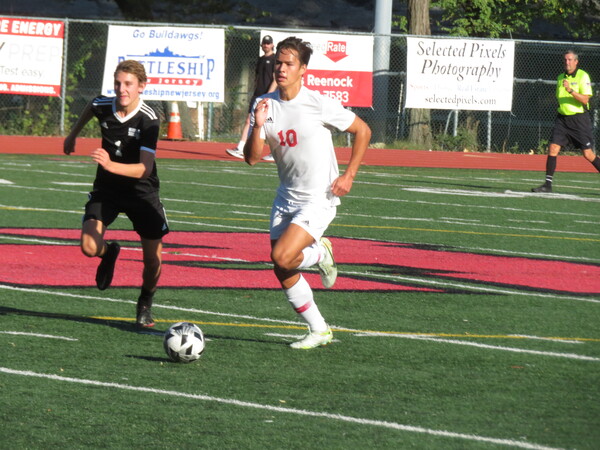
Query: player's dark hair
114,60,148,84
276,37,313,66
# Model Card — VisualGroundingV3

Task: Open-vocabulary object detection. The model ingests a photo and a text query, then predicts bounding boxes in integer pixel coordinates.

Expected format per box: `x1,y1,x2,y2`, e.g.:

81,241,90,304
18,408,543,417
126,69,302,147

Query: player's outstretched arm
331,116,371,197
63,101,94,155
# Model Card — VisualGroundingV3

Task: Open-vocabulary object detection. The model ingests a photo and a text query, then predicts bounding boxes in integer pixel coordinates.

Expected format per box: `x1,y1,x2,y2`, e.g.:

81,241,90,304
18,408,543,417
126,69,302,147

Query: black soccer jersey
90,96,160,196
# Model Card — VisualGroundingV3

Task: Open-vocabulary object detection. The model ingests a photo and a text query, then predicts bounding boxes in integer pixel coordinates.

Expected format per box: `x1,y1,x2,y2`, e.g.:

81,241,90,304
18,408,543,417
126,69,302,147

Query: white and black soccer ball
163,322,205,363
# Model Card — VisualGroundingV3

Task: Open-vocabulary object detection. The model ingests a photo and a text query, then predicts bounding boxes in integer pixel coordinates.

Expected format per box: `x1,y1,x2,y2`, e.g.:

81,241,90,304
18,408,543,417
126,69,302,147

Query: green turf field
1,153,599,449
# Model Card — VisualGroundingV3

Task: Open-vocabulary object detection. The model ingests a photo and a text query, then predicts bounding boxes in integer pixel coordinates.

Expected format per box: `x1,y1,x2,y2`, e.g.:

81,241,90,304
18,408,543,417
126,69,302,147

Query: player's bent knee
270,248,296,271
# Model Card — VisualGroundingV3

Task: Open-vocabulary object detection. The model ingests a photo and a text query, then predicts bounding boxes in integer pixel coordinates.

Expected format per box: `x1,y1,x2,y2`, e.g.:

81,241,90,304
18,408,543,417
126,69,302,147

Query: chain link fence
1,17,598,153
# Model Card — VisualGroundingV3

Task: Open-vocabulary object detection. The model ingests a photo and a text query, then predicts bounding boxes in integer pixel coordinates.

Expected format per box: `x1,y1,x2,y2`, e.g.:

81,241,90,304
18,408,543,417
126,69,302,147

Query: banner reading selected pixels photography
0,17,64,96
102,25,225,102
263,31,373,107
405,37,515,111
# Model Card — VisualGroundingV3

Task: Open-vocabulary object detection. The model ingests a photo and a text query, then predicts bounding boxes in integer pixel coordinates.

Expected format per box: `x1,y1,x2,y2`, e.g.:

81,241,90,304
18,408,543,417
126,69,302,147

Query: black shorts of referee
550,111,594,150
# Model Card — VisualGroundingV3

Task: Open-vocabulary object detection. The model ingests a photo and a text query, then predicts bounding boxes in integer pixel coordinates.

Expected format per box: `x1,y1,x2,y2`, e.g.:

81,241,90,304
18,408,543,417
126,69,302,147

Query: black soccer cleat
531,184,552,193
136,305,155,328
95,242,120,290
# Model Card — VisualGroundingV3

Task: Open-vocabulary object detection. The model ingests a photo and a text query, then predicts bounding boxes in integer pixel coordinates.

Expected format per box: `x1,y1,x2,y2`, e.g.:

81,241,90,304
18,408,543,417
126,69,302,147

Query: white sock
237,140,246,150
284,275,327,332
297,242,324,269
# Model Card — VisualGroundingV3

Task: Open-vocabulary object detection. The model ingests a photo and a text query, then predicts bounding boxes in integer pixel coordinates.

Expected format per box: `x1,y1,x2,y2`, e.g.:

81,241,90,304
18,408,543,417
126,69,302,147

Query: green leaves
432,0,600,39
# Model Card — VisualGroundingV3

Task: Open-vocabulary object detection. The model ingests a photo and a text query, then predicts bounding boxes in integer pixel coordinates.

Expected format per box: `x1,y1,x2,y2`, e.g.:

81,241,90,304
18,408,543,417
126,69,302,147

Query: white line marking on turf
0,284,301,326
353,333,599,362
0,331,78,341
50,182,92,186
165,180,272,192
2,284,595,363
0,367,562,450
264,333,341,343
0,179,14,185
169,219,266,232
405,187,598,201
341,270,600,304
1,224,596,265
354,195,600,219
508,335,583,345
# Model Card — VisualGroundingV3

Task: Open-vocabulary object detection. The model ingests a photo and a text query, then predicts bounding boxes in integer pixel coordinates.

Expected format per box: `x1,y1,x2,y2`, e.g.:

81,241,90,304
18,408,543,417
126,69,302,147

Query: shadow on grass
0,306,288,350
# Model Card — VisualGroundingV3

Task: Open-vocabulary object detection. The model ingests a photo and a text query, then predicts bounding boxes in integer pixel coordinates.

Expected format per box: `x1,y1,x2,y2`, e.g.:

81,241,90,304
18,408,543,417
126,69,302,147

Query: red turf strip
1,229,598,294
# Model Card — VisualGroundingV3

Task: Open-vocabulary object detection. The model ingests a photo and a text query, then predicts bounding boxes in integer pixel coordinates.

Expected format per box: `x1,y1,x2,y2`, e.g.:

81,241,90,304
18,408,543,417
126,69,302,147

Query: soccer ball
163,322,205,363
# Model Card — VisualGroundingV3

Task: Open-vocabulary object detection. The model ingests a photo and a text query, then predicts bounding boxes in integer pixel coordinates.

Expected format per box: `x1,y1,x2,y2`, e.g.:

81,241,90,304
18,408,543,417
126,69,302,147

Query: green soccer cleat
290,327,333,349
317,237,337,289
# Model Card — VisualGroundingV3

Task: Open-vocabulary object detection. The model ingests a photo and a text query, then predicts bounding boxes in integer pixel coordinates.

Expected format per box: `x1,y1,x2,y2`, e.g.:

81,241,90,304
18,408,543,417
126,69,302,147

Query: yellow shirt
557,68,593,116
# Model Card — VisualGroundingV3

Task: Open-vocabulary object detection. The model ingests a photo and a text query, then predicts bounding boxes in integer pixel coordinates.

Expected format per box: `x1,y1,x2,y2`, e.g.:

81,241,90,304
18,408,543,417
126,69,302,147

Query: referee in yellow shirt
532,50,599,193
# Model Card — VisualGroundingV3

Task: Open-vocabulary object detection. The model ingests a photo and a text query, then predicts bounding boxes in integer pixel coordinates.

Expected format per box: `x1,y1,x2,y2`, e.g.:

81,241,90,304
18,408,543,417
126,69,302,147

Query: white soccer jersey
252,86,355,206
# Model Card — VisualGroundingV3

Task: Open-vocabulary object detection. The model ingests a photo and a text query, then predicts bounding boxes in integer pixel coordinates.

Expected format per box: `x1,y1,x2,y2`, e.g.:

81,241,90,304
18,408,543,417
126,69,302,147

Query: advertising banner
102,25,225,102
263,31,373,107
405,37,515,111
0,17,64,96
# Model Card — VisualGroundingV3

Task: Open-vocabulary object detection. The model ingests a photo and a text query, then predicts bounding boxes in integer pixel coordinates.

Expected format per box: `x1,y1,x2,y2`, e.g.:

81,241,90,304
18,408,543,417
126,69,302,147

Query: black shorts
550,112,594,150
84,190,169,240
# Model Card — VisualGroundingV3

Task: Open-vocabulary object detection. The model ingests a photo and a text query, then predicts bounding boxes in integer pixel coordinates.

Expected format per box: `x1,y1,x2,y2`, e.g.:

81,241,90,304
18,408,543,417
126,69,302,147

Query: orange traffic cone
166,102,183,140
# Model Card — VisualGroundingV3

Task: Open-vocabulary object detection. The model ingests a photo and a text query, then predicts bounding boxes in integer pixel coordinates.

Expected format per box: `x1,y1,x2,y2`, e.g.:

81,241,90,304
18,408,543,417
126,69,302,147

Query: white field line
0,166,91,178
508,334,583,345
264,332,341,344
0,284,596,363
0,367,563,450
0,284,300,326
398,240,600,264
405,187,600,202
340,269,600,304
2,164,599,220
164,180,273,192
352,333,599,362
337,212,597,237
50,182,91,186
2,221,598,264
0,331,78,341
168,219,266,232
352,194,600,219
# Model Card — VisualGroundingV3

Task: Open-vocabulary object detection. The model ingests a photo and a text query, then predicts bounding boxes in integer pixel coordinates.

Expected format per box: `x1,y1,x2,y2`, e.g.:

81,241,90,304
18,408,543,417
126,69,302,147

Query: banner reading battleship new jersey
405,37,515,111
102,25,224,102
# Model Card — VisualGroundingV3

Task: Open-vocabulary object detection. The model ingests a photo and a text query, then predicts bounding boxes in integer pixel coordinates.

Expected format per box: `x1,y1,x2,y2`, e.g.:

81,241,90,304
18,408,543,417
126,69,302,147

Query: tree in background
433,0,600,40
407,0,433,148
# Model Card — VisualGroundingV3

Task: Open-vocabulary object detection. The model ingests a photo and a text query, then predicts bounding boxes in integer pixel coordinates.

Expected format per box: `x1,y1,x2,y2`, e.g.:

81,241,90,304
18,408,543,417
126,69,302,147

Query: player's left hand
331,173,354,197
90,148,112,170
254,98,269,127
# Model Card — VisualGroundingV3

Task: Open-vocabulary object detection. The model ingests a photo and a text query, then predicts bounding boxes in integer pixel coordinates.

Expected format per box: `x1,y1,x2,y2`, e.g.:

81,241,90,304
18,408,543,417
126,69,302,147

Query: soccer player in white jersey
63,60,169,328
243,37,371,349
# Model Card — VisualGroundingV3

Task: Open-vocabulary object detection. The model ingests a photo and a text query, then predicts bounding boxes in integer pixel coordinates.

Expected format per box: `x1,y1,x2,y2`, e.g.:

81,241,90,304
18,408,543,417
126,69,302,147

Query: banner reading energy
102,25,224,102
405,37,515,111
0,17,64,96
263,31,373,107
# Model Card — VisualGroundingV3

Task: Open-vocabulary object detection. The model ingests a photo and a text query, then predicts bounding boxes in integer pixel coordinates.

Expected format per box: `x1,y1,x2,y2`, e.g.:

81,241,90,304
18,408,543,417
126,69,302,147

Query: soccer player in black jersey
63,60,169,328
